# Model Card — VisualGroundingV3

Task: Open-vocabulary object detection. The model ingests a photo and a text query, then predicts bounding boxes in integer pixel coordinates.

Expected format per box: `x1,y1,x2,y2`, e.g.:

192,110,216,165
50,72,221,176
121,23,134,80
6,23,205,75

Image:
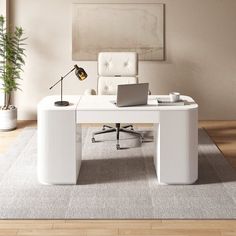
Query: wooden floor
199,121,236,170
0,120,236,236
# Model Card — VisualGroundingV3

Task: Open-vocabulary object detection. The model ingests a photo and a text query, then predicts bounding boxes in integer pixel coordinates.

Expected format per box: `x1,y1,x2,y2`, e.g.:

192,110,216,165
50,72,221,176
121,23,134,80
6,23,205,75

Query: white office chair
88,52,143,149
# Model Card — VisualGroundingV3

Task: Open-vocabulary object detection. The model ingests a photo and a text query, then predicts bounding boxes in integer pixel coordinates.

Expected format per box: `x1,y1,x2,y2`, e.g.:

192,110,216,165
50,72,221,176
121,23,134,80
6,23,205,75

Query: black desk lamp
49,65,87,106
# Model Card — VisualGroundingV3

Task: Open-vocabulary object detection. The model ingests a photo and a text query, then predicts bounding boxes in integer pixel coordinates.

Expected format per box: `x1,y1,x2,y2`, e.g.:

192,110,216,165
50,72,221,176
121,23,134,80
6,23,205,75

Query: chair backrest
97,52,138,95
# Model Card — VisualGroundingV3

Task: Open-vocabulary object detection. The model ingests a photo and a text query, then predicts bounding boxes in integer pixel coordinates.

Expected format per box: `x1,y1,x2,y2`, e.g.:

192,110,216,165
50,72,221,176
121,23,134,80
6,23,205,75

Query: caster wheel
116,144,120,150
131,128,134,131
92,138,96,143
102,126,106,130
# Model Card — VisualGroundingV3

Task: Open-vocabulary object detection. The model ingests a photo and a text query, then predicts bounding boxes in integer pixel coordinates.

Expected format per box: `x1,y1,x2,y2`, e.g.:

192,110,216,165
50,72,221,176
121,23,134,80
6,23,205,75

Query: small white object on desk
169,92,180,102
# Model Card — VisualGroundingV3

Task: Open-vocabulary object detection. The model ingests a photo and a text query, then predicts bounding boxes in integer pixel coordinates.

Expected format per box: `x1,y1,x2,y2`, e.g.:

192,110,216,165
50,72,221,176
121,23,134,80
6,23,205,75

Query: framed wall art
72,3,164,61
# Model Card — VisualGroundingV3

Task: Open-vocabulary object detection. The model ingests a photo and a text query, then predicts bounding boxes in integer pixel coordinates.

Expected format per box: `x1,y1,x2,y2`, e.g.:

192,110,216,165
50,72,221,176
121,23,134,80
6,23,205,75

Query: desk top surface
38,95,198,111
78,95,197,110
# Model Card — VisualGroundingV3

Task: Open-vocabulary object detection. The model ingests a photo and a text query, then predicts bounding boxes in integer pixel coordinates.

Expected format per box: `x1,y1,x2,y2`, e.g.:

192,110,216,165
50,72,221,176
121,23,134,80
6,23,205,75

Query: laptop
115,83,149,107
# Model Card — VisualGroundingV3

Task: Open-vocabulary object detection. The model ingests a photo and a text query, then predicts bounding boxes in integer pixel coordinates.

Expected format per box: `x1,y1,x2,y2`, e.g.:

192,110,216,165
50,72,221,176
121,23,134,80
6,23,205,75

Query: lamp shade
74,65,87,81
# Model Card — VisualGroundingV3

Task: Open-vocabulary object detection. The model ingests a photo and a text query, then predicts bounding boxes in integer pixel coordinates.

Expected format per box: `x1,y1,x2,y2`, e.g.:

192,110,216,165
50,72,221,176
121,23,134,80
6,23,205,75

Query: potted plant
0,15,27,131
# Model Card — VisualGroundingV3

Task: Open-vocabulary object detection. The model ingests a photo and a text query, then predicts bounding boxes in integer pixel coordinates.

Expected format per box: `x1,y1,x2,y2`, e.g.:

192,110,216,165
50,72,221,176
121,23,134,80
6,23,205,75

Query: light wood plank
16,229,86,236
221,231,236,236
152,220,236,230
0,230,18,236
86,228,118,236
0,222,52,230
17,228,118,236
118,228,221,236
54,220,153,229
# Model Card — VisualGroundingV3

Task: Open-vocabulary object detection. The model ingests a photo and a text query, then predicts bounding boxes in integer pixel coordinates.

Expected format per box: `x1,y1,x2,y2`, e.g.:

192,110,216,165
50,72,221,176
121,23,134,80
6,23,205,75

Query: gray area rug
0,127,236,219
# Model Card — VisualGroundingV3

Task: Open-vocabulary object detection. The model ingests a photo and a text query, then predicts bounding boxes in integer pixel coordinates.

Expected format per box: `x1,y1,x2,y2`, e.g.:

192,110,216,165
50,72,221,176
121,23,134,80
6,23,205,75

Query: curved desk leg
37,108,82,185
154,109,198,184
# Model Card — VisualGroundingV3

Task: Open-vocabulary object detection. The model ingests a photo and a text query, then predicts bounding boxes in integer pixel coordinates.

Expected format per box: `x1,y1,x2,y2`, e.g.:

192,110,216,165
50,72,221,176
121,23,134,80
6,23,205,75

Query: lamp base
54,101,69,106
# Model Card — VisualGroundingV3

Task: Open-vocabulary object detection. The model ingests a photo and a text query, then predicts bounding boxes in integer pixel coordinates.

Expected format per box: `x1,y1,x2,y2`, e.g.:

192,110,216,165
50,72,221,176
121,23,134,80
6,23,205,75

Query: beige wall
9,0,236,120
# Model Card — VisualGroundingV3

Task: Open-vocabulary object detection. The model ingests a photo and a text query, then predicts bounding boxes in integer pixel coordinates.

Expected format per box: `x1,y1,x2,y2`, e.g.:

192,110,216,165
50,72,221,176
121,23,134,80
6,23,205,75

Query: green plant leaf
0,15,27,108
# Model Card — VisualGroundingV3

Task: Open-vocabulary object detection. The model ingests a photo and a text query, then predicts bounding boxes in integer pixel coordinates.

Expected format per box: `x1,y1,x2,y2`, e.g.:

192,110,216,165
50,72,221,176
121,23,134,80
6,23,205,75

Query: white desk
37,95,198,185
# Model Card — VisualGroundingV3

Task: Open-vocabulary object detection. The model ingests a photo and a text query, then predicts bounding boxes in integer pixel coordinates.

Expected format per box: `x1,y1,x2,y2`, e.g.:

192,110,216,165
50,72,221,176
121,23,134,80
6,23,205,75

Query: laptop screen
116,83,149,107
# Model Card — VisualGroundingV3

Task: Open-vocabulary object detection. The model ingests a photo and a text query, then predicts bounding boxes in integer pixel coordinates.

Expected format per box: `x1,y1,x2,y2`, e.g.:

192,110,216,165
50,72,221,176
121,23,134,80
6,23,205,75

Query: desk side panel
37,108,80,184
156,108,198,184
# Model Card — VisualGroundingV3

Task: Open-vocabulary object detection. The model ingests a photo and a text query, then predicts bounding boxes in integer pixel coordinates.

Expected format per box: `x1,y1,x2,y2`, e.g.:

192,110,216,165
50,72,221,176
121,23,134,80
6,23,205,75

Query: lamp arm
49,67,75,90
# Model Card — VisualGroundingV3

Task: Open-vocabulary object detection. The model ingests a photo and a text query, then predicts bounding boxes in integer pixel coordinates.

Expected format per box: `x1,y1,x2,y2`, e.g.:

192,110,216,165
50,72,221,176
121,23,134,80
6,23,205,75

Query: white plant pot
0,108,17,131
